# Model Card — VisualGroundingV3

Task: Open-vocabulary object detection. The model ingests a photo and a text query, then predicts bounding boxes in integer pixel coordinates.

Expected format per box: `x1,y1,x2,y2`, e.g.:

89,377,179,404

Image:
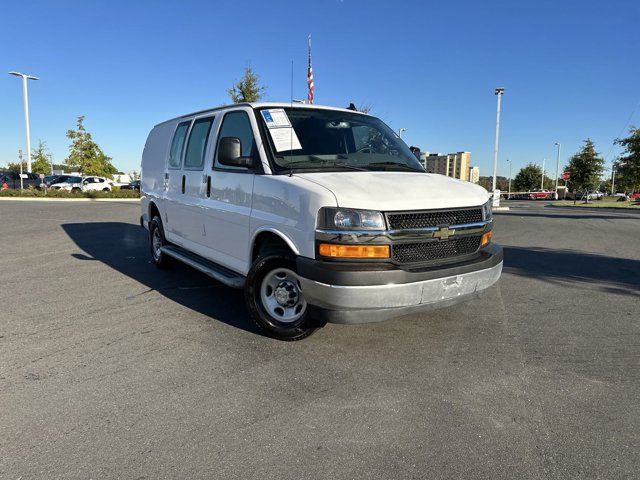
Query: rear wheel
149,216,171,268
245,252,318,341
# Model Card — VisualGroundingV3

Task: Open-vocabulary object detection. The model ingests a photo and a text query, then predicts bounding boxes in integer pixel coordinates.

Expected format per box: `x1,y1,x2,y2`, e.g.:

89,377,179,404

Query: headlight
318,207,386,230
482,199,493,221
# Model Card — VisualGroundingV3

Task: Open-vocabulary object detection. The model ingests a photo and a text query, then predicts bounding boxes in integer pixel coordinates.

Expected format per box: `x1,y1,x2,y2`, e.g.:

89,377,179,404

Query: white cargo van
141,103,502,340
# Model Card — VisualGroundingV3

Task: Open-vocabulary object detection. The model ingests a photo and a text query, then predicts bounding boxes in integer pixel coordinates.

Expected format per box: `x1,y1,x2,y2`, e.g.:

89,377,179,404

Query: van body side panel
203,171,255,274
250,175,338,261
141,122,175,226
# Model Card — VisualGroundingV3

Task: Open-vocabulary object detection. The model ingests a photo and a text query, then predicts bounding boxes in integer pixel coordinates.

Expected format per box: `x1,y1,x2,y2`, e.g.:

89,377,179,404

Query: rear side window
168,122,190,168
216,111,256,163
184,117,214,169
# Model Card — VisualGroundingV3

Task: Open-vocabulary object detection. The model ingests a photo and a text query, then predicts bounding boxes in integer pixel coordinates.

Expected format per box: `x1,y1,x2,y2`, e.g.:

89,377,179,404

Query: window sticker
261,109,292,128
270,127,302,152
261,108,302,152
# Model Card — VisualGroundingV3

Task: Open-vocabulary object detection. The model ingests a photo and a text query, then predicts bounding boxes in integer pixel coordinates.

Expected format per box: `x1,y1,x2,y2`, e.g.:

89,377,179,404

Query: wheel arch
250,228,300,261
148,201,161,221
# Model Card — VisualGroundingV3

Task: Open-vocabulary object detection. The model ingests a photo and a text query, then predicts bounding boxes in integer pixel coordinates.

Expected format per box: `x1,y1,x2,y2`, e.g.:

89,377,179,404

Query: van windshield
257,107,424,173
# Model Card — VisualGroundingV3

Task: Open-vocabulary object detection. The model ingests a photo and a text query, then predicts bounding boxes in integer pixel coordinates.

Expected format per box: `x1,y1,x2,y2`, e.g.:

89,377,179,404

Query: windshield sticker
261,109,292,128
270,127,302,152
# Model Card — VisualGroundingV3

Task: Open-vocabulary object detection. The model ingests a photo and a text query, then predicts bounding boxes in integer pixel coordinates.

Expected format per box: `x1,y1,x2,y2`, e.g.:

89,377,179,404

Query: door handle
181,175,185,194
206,176,211,197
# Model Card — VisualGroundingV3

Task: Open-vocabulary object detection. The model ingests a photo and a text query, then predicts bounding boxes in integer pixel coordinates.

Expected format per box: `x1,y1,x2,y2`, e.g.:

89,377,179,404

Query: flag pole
307,34,314,104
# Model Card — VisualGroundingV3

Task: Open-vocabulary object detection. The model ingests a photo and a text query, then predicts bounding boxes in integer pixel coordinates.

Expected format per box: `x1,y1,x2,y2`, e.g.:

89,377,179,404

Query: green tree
478,175,509,191
5,162,23,173
565,139,604,191
31,140,52,175
64,116,117,178
227,65,265,103
513,163,551,191
615,127,640,192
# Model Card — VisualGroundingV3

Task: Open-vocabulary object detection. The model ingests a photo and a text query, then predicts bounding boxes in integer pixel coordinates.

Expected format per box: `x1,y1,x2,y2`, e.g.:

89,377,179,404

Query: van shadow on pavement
503,246,640,297
62,222,265,336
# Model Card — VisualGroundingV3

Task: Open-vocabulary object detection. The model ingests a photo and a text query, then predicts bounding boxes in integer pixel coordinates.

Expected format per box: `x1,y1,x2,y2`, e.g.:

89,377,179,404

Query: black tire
244,252,319,341
149,216,171,268
102,188,110,192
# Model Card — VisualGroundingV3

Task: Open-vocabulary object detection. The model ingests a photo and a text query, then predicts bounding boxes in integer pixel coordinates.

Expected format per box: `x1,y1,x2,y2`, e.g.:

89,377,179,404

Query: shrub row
0,188,140,198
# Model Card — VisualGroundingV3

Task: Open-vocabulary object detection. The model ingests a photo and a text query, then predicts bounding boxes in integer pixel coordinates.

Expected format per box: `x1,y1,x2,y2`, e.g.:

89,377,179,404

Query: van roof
155,102,368,127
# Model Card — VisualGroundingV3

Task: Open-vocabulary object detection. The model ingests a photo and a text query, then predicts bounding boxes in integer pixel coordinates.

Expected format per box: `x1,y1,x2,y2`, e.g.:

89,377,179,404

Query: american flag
307,35,314,104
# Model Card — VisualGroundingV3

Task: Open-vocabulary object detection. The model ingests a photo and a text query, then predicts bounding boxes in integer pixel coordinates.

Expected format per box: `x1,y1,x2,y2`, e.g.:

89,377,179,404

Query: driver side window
215,111,256,168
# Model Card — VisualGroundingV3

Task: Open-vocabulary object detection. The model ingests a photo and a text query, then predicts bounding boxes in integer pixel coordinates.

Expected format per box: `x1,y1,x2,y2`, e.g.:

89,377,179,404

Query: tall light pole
506,158,512,199
611,162,617,195
9,71,39,173
541,158,545,190
554,142,561,196
492,87,505,194
398,128,406,139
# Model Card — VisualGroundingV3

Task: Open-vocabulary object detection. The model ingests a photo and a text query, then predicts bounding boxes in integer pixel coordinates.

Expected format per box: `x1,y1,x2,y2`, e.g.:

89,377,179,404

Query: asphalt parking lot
1,200,639,479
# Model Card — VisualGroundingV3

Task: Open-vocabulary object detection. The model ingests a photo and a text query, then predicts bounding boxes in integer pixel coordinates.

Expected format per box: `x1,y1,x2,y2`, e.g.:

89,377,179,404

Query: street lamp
398,128,406,139
9,71,39,173
491,87,505,195
554,142,561,197
611,162,617,195
506,158,512,199
540,158,545,190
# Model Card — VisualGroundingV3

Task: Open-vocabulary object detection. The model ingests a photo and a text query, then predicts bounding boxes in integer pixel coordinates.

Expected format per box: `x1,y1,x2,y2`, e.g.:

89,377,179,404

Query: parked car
50,176,83,191
629,192,640,200
120,180,140,191
586,191,604,200
81,176,112,191
0,171,42,189
49,176,111,192
43,175,61,187
140,103,503,340
528,189,553,200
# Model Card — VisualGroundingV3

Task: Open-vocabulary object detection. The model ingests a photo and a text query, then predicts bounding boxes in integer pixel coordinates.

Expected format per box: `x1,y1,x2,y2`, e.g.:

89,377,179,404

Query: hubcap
152,228,162,260
260,268,307,323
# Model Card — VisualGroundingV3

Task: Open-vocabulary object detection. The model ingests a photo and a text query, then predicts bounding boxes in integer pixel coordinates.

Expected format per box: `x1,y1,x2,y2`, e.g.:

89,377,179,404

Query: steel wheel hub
260,268,307,324
152,228,162,260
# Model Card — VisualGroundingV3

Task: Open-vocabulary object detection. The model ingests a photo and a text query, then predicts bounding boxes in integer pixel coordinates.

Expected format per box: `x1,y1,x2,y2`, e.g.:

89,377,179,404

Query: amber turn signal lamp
318,243,390,259
481,231,493,247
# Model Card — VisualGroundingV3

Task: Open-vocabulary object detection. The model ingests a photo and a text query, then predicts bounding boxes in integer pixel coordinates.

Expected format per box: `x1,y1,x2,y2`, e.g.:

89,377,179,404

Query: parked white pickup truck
140,103,502,340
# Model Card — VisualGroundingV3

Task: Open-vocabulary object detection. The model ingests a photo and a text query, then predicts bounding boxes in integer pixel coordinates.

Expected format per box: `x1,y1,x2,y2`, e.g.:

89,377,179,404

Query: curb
0,197,141,203
547,204,640,214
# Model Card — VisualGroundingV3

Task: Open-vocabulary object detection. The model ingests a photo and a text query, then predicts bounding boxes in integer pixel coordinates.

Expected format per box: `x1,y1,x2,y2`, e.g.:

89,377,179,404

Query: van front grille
392,236,482,264
387,208,483,230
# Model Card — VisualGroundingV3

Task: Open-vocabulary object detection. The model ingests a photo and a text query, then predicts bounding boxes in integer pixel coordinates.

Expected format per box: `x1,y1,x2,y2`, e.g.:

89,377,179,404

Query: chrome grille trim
315,220,491,244
386,207,483,230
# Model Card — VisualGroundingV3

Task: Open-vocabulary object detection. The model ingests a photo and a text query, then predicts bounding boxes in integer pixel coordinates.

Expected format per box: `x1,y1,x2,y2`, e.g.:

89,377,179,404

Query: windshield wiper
368,162,423,172
328,163,368,171
277,158,368,172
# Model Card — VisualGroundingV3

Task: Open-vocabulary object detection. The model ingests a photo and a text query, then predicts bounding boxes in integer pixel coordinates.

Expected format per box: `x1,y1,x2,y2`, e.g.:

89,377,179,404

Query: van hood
294,171,490,211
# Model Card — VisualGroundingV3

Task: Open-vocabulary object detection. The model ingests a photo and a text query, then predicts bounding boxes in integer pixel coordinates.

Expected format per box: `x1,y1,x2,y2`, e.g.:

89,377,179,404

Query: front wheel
149,216,171,268
244,253,319,341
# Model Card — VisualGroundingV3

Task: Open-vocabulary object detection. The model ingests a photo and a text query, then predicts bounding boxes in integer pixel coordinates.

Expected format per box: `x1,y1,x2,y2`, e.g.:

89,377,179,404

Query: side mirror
218,137,255,168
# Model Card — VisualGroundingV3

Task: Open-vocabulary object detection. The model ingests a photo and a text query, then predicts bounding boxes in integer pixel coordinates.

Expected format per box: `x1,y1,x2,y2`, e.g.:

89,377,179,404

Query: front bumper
297,244,503,324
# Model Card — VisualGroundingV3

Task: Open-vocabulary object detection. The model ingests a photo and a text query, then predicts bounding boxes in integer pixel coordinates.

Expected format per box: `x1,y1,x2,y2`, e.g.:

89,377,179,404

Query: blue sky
1,0,638,177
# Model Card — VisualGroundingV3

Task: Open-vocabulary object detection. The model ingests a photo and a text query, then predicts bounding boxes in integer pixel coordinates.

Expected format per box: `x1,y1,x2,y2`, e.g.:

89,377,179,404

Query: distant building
422,152,472,181
468,166,480,184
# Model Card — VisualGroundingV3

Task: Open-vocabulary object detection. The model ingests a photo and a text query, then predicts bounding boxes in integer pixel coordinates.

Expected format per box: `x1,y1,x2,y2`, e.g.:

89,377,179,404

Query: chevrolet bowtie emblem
433,226,455,240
